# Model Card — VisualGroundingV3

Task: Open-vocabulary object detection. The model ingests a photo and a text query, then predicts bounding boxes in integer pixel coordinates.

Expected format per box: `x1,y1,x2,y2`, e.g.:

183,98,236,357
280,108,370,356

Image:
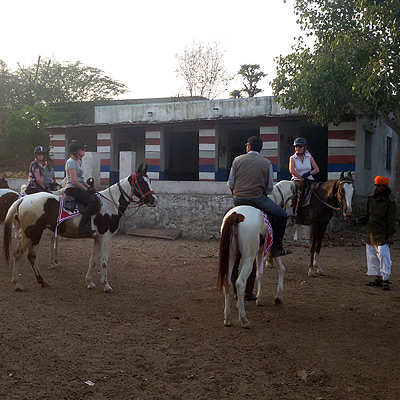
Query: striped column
49,129,66,179
327,121,356,179
199,123,216,181
97,129,111,186
260,122,279,181
145,128,161,180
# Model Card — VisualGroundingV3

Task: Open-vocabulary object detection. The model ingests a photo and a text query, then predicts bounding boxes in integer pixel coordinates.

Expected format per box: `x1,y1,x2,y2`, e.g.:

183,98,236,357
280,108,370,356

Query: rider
65,139,96,236
25,146,46,195
227,135,292,258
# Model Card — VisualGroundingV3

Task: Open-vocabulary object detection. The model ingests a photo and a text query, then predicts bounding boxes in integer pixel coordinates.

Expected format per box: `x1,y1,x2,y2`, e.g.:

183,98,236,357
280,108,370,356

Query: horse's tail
217,212,243,293
3,197,23,265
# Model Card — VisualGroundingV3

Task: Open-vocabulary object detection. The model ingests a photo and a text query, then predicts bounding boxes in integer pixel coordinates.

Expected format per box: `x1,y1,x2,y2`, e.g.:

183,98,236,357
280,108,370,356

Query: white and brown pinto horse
3,164,157,292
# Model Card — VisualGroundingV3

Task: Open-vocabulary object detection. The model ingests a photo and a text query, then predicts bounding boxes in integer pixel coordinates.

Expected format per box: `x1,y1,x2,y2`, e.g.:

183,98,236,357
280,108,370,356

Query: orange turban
374,176,390,186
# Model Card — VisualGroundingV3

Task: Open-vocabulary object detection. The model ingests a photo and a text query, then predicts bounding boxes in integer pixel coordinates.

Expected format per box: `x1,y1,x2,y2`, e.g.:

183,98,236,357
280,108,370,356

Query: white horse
3,164,157,292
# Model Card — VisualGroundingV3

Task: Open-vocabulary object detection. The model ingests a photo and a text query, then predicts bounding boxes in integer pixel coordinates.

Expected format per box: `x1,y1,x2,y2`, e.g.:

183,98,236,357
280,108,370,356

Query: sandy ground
0,225,399,400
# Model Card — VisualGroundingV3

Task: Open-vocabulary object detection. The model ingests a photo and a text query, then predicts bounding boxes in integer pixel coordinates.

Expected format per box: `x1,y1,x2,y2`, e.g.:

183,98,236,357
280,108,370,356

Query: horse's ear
137,163,148,175
340,171,345,180
348,171,353,179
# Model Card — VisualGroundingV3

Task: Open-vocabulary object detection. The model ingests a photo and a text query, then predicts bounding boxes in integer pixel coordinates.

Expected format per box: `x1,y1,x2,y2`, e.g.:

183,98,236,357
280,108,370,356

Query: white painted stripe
328,147,356,155
145,151,160,159
328,139,356,147
51,146,65,153
261,149,278,157
273,172,277,181
199,150,215,158
148,172,159,180
199,144,215,151
262,141,278,150
260,126,278,134
199,172,215,180
145,131,161,139
199,129,216,137
97,146,111,153
54,171,65,178
101,172,110,178
97,133,111,140
145,145,161,152
328,122,356,131
49,134,66,141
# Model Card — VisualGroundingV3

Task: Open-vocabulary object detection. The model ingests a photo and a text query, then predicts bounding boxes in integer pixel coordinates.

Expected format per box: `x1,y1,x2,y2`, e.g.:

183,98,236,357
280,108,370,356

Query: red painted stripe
199,121,216,129
145,138,161,145
49,140,65,147
328,155,355,163
53,159,65,166
97,140,111,146
199,158,215,165
199,136,215,144
264,156,278,164
328,130,355,140
260,133,278,142
97,126,112,134
101,159,110,165
49,128,66,135
145,158,160,165
100,178,109,185
146,125,162,132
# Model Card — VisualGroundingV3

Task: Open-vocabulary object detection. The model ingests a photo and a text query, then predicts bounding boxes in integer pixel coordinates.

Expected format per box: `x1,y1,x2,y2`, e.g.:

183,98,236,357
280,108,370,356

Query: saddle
64,193,101,215
291,180,312,216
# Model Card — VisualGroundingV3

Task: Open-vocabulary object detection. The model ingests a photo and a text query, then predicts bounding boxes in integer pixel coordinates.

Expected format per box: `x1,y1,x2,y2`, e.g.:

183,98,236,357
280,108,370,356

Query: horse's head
337,171,355,218
0,176,9,188
129,163,158,207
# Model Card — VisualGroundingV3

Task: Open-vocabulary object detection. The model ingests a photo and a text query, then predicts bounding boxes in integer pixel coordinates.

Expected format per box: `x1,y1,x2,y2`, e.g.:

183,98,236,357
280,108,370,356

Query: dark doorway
226,129,259,179
299,127,328,181
164,131,199,181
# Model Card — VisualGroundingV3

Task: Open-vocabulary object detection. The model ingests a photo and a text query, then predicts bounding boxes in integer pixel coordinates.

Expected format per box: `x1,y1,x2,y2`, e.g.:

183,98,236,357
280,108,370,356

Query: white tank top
291,152,314,181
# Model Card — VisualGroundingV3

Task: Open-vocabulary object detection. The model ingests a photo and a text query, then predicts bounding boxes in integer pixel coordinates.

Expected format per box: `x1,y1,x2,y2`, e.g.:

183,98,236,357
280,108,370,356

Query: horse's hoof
41,281,49,288
317,270,327,276
51,263,61,269
256,299,264,306
224,319,232,327
15,285,24,292
241,321,251,329
104,285,113,293
87,282,96,290
274,297,283,306
308,269,318,277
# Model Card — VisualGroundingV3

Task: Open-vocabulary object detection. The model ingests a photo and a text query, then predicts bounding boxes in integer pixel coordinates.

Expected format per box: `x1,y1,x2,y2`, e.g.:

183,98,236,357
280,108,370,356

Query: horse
295,171,355,276
0,188,19,223
3,163,157,292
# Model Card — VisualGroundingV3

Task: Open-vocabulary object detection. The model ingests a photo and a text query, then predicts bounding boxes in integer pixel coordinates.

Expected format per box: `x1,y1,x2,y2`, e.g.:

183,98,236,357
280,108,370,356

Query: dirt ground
0,225,399,400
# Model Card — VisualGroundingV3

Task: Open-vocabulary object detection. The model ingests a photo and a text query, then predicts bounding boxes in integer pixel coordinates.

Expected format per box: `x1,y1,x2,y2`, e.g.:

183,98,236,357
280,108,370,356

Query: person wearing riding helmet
25,146,46,195
65,139,96,236
289,137,320,182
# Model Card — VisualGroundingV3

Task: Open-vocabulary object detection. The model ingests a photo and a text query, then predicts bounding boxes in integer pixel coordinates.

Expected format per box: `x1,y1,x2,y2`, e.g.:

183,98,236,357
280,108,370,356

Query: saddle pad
55,196,81,237
262,212,274,257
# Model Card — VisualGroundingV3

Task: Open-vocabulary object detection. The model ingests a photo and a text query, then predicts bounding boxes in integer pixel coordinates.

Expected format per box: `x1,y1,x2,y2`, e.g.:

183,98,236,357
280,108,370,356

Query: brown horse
0,181,19,222
296,171,355,276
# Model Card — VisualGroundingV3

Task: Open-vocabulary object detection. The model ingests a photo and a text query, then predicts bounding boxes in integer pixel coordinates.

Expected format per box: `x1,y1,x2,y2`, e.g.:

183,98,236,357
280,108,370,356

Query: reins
310,180,354,211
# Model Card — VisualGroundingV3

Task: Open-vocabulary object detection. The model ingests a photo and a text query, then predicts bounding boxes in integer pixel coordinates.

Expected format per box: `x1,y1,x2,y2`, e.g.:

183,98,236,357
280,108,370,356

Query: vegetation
272,0,400,203
231,64,266,98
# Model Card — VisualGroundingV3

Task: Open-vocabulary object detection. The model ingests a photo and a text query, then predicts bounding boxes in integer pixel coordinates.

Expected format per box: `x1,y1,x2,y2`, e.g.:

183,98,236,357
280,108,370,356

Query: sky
1,0,303,100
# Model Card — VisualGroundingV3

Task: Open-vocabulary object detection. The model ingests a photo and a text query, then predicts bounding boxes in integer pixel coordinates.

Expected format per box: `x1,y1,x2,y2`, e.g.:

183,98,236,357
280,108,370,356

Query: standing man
355,176,396,291
43,158,57,191
227,135,291,258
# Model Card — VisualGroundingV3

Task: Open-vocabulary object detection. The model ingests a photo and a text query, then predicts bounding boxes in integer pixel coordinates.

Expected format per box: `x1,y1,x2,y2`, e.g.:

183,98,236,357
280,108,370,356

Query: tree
229,89,243,98
175,42,232,99
272,0,400,204
235,64,266,97
0,57,129,164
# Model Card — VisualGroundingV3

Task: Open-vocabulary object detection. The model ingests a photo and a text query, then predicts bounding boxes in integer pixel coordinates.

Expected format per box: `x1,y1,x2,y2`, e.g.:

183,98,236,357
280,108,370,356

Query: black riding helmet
34,146,45,155
69,139,87,154
293,137,308,147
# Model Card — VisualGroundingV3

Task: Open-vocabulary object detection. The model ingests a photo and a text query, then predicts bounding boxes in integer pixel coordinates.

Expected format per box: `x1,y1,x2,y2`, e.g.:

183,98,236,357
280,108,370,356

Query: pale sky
1,0,302,100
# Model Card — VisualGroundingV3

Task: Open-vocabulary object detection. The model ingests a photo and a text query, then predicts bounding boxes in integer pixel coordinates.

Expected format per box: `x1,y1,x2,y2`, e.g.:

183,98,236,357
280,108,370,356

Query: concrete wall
95,97,299,125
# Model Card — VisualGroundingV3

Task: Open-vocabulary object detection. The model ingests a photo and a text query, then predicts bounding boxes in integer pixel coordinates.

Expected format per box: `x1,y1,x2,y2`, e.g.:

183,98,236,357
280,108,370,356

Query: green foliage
0,57,128,164
229,89,243,98
235,64,266,97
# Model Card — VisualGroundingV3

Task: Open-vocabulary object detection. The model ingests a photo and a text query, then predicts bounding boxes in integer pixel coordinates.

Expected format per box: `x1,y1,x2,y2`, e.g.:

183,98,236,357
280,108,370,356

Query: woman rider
289,137,320,182
65,139,96,236
25,146,46,194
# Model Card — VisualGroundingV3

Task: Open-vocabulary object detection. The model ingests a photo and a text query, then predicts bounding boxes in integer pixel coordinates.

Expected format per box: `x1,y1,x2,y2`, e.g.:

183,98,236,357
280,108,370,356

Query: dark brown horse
0,177,19,223
296,171,355,276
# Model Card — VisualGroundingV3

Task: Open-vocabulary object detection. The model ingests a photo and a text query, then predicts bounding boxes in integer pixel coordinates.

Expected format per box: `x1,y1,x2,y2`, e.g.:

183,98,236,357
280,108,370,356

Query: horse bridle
311,179,354,211
101,172,154,214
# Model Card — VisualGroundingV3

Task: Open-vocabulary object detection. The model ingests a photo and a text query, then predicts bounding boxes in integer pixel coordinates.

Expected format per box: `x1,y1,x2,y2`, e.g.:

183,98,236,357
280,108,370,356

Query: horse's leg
274,257,286,305
308,224,318,277
255,247,264,307
314,223,329,276
265,252,274,269
50,233,61,269
236,257,253,329
86,237,101,290
99,235,113,293
27,244,48,288
11,236,31,292
224,240,237,327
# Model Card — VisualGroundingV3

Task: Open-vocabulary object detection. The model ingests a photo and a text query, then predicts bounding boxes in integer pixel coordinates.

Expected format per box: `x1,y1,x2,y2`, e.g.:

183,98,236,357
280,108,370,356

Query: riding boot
78,206,95,237
270,216,292,258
